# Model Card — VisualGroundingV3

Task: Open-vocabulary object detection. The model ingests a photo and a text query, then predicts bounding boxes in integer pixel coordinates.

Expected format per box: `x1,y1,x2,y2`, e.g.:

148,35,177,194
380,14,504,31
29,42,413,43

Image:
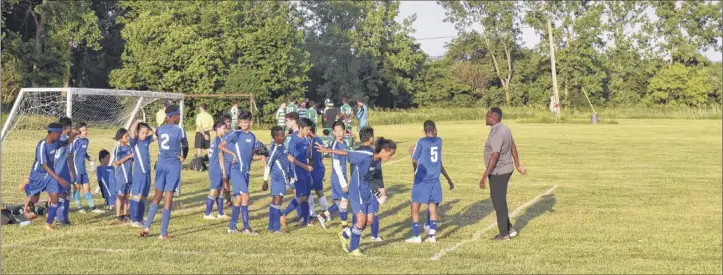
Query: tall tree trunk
64,39,73,88
483,35,512,105
28,6,44,87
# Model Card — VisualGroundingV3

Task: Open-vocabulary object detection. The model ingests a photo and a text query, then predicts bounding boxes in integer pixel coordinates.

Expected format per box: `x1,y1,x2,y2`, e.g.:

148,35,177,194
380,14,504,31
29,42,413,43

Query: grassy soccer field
1,119,721,274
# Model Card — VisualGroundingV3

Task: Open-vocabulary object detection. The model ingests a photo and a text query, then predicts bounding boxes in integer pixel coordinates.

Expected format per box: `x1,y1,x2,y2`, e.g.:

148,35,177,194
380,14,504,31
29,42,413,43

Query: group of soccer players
24,103,456,256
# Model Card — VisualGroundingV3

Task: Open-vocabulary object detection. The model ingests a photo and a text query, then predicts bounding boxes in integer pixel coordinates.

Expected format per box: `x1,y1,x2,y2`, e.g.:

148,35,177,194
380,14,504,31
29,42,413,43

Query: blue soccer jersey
224,130,257,173
71,137,90,175
310,136,325,170
113,144,133,184
330,140,349,200
287,133,311,179
130,135,155,174
209,136,223,174
30,139,56,175
266,143,291,180
96,165,117,206
156,125,186,165
412,137,443,184
53,134,72,181
347,147,374,204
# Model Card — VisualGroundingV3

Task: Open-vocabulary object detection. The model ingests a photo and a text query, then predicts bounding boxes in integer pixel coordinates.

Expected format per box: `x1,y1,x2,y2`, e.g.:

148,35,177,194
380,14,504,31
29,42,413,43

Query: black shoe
493,234,510,241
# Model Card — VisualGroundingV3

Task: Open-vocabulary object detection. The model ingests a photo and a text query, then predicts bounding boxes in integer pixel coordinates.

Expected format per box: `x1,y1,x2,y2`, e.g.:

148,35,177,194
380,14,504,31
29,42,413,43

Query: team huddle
23,104,456,256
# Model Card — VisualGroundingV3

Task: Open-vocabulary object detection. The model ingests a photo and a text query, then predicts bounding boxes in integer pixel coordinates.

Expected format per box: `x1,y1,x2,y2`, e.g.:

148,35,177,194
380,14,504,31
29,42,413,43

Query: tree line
2,0,721,122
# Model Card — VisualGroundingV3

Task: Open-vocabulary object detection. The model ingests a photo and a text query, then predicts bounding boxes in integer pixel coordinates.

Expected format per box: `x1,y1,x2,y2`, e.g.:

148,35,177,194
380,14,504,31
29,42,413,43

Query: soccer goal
0,88,184,203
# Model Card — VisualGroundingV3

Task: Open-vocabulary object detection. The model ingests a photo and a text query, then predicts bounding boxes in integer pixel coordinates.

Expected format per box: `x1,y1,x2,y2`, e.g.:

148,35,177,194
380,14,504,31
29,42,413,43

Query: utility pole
547,18,561,122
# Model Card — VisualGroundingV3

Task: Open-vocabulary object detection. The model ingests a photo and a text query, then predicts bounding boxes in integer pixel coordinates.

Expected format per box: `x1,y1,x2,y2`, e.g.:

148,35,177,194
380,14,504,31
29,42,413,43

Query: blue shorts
155,163,181,192
47,172,71,194
131,172,151,197
27,173,50,197
350,198,376,215
208,167,223,191
411,181,442,204
330,180,349,200
116,172,131,195
230,168,249,195
75,173,89,185
270,175,287,197
311,169,325,191
294,176,311,197
223,161,232,180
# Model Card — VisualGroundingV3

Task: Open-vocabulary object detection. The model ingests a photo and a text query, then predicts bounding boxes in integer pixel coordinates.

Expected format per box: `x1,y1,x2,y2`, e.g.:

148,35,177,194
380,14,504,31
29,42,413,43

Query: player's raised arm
129,120,139,139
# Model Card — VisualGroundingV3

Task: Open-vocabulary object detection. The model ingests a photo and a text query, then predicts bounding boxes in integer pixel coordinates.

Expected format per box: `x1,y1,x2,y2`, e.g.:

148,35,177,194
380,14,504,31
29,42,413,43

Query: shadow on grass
513,194,556,234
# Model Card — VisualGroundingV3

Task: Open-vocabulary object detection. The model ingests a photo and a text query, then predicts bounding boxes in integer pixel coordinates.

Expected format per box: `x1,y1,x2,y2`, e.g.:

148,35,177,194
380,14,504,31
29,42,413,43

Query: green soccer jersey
307,108,317,124
340,103,353,129
286,103,298,114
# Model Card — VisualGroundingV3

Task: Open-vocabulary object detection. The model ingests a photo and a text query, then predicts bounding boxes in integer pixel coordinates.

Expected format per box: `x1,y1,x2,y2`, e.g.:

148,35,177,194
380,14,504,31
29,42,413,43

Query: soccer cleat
338,232,349,253
78,208,87,214
424,236,437,243
280,215,287,229
138,229,150,238
159,235,169,240
370,236,383,242
227,228,242,234
242,229,259,236
405,236,422,243
91,207,105,214
324,210,332,222
130,222,143,228
203,214,216,220
509,228,518,238
316,215,327,229
492,234,510,241
348,249,365,257
216,214,229,220
424,224,430,234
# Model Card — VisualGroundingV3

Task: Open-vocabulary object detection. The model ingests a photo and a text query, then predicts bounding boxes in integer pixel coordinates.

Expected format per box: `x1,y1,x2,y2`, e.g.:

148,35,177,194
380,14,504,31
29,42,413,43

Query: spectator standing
194,103,214,158
276,103,287,129
229,103,239,131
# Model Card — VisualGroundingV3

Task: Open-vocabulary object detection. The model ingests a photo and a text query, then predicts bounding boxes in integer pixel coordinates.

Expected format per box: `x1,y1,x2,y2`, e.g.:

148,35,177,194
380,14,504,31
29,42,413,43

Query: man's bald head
486,107,502,126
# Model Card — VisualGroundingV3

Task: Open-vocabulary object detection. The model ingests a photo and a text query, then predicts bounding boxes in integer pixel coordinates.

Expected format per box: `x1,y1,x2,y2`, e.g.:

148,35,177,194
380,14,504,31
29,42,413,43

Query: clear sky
397,1,722,62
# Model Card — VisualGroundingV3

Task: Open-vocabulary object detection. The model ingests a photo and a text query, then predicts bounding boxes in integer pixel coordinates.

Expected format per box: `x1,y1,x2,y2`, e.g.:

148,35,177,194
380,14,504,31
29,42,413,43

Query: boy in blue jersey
113,128,134,222
129,121,155,227
262,126,292,233
29,123,68,231
329,121,351,237
279,117,315,228
53,117,78,226
406,120,455,243
139,105,189,240
96,149,117,209
307,126,331,229
219,111,264,235
71,122,103,214
204,121,232,220
316,128,397,256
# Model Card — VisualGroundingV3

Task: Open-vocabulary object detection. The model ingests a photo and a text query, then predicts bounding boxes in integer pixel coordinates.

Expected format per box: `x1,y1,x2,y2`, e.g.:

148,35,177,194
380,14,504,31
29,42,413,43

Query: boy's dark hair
213,121,225,131
114,128,128,141
341,96,348,103
423,120,436,134
308,100,316,108
165,105,180,114
59,116,73,127
289,96,297,103
75,122,88,130
490,107,503,120
99,149,110,161
163,101,171,108
270,126,285,138
222,114,231,121
374,137,396,154
299,117,313,128
239,111,252,121
200,103,207,110
332,120,345,131
322,129,330,136
136,122,151,134
47,122,64,133
285,111,299,121
359,126,374,143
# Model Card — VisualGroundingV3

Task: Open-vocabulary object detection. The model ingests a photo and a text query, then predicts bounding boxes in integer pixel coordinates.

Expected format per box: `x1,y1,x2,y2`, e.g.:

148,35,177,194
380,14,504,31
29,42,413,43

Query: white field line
430,185,558,261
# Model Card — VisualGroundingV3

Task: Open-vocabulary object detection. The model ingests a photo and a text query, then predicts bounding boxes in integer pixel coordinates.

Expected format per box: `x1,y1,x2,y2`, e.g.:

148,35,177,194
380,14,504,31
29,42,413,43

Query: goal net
0,88,184,203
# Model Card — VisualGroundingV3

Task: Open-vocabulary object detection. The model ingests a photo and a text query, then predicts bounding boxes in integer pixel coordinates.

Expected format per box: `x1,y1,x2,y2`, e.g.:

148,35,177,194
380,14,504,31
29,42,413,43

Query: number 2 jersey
411,136,442,185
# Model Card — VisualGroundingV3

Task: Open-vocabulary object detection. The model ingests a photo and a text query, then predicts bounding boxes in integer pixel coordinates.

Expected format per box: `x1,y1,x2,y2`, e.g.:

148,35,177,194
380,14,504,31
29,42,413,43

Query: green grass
2,119,721,274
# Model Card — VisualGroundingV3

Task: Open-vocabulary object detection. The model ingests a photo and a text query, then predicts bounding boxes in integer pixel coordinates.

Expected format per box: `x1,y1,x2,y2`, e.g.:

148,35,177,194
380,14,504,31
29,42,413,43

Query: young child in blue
29,123,67,231
113,128,134,222
139,105,189,240
205,121,231,220
279,117,315,228
329,121,351,240
262,126,292,233
219,111,264,235
316,128,397,256
96,149,117,209
307,126,332,229
129,121,155,227
71,122,103,214
53,116,77,226
406,120,455,243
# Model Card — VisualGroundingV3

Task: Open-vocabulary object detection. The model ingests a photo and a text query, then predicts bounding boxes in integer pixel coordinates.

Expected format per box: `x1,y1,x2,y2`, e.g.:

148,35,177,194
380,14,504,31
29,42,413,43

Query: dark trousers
489,172,513,235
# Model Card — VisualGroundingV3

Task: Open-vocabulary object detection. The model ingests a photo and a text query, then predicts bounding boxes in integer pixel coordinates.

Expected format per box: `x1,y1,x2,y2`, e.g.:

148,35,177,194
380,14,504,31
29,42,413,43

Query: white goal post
0,88,184,203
